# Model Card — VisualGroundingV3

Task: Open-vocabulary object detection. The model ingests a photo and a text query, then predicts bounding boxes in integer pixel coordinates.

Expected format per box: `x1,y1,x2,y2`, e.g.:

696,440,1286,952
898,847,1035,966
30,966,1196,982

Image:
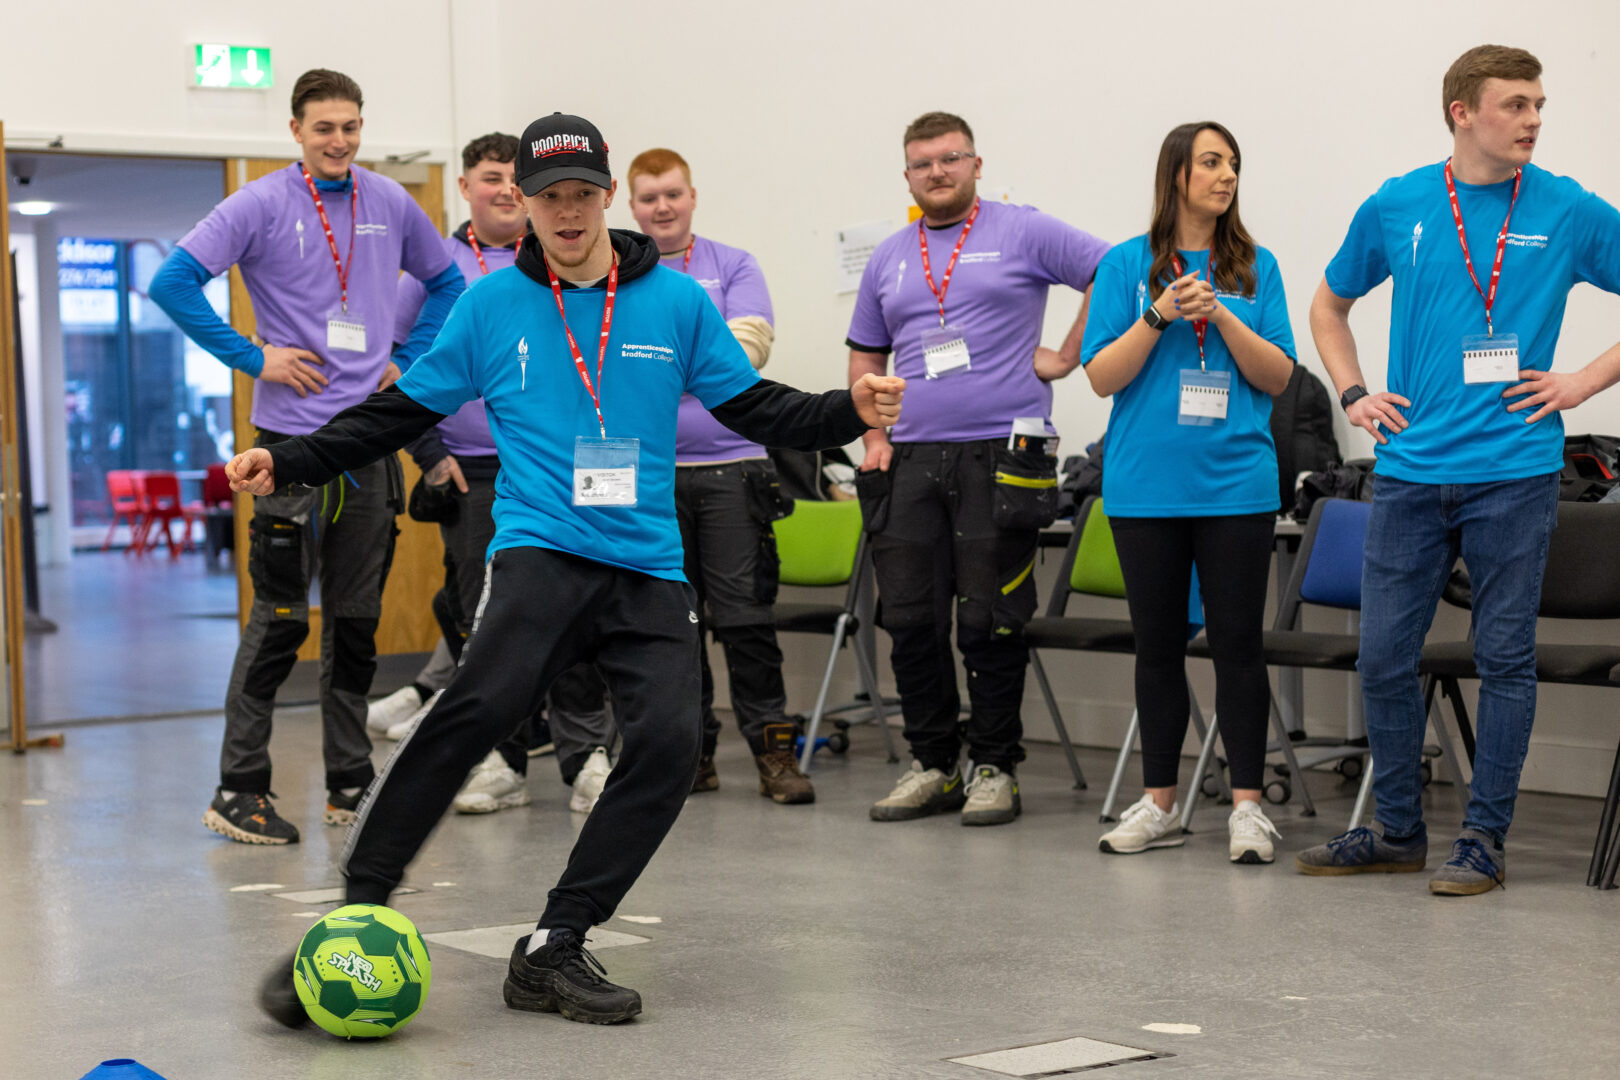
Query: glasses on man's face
905,151,976,175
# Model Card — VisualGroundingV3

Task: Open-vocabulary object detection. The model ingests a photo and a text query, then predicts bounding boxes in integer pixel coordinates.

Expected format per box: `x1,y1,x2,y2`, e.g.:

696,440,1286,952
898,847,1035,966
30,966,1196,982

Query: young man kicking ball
245,113,904,1024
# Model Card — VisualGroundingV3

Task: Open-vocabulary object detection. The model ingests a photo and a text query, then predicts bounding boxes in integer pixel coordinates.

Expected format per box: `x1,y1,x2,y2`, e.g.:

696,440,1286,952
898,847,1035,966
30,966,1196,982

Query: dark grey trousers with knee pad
341,546,702,935
220,438,399,794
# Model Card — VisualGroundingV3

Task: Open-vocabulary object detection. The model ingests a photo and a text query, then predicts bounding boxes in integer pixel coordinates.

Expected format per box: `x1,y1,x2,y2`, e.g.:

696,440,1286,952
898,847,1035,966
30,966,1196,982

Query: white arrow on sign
242,49,264,86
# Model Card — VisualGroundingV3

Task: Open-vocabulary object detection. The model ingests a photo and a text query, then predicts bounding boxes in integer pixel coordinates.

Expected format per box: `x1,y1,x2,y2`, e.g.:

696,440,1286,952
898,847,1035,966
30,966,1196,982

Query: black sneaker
527,715,556,758
324,789,363,826
690,755,719,793
203,789,300,845
258,950,308,1028
503,931,642,1024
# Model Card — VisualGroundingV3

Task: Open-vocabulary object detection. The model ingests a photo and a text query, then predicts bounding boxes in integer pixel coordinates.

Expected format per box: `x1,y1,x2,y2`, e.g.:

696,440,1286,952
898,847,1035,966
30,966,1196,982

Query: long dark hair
1147,121,1256,302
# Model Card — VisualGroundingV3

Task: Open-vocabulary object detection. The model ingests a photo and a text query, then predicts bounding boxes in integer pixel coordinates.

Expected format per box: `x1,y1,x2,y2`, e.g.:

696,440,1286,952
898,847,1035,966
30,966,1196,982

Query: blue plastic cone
77,1060,168,1080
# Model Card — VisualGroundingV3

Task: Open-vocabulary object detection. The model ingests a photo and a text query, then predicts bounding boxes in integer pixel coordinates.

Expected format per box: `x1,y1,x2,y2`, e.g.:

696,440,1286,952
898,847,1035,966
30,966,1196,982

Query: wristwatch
1142,304,1170,331
1339,384,1369,411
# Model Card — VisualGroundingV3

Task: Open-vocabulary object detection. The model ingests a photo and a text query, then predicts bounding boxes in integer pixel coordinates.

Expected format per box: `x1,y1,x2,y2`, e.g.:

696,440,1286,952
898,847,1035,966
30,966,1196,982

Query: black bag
1056,435,1106,520
767,446,856,502
1293,458,1376,520
854,466,892,533
1560,434,1620,502
991,447,1060,530
1270,365,1343,517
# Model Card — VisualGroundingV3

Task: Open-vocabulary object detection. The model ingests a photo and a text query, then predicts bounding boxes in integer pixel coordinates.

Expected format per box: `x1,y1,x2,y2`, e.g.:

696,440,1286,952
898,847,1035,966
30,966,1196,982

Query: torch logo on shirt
518,336,528,390
1412,221,1423,266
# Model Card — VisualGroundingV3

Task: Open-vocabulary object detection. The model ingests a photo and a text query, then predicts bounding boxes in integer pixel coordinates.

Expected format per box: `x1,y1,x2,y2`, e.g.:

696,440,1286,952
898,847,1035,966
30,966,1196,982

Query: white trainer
570,746,613,814
366,685,423,735
386,688,443,741
1228,799,1280,864
453,750,532,815
1099,793,1186,854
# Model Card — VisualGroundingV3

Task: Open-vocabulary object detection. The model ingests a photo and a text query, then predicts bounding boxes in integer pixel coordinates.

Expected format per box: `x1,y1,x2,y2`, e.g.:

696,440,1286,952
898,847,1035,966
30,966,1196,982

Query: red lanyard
917,197,980,326
663,238,695,275
468,232,511,276
1443,158,1522,338
298,164,358,313
1169,253,1210,369
545,256,619,439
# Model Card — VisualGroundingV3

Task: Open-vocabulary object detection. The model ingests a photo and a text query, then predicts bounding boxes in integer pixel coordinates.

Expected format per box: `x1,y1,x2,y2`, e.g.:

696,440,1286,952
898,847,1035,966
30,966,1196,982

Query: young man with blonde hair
1302,45,1620,893
627,146,811,803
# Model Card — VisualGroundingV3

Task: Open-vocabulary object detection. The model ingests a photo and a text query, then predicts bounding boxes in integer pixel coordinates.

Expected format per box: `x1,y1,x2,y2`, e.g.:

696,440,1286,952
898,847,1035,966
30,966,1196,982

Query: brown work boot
691,755,719,793
755,723,815,804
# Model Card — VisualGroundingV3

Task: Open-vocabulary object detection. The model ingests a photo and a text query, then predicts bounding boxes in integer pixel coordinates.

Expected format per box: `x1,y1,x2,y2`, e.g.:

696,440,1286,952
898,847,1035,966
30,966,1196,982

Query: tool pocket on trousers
991,448,1059,531
855,467,893,534
248,514,306,605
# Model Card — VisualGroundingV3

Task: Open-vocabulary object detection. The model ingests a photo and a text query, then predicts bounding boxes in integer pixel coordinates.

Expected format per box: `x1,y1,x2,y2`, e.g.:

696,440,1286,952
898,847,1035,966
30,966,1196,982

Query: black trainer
324,788,363,826
258,950,308,1028
203,789,300,845
503,931,642,1024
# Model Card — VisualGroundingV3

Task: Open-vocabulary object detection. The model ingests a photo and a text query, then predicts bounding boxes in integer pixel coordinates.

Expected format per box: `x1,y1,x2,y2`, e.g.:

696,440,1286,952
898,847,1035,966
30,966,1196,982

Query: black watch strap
1339,384,1369,411
1142,304,1169,331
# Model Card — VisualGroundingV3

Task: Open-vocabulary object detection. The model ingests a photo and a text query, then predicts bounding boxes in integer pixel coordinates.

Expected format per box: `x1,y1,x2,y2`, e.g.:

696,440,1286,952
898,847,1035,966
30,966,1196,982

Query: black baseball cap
515,113,611,196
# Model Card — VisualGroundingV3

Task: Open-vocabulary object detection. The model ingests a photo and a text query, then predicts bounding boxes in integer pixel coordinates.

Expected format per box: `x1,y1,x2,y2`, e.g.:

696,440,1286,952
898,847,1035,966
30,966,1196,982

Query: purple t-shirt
178,163,451,435
668,236,774,464
394,229,518,457
846,200,1108,442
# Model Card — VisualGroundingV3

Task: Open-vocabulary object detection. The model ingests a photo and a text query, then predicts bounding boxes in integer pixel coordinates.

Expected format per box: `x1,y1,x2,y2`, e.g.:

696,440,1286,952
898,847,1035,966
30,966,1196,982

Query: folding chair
1412,501,1620,884
1594,662,1620,890
1023,496,1224,817
772,499,898,772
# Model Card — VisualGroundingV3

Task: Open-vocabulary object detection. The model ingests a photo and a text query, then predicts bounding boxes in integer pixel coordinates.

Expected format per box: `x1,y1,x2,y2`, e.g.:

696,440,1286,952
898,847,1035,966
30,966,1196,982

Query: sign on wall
57,237,119,326
193,44,273,89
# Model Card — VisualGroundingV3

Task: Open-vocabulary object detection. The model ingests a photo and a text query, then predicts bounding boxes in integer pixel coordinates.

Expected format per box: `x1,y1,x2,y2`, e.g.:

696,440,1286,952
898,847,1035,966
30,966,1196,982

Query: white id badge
1462,333,1520,384
921,324,972,379
326,309,367,353
1178,369,1231,426
573,437,639,507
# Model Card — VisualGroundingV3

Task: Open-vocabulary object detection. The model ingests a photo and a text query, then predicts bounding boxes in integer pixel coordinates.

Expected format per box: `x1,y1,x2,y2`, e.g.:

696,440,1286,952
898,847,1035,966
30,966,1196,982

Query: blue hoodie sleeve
392,264,466,373
148,247,265,377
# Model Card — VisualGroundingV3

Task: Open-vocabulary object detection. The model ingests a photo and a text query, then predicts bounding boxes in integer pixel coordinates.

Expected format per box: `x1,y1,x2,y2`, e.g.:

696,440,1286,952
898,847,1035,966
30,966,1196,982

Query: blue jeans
1357,472,1559,846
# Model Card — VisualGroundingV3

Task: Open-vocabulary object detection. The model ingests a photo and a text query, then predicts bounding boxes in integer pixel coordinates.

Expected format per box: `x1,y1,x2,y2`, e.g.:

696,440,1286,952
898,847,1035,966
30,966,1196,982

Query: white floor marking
618,915,661,924
22,799,47,806
431,881,457,887
273,886,417,904
229,883,285,893
288,912,320,918
423,923,650,960
1282,996,1309,1001
1142,1023,1202,1035
950,1036,1157,1076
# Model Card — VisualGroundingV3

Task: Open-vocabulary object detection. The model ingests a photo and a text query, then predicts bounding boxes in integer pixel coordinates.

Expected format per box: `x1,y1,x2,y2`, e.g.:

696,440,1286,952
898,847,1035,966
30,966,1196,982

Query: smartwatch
1339,384,1369,412
1142,304,1170,332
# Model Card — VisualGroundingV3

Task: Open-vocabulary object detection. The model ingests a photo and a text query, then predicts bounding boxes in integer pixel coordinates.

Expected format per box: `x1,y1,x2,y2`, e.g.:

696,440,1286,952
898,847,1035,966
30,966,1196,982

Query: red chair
104,470,146,552
199,463,237,565
134,471,199,559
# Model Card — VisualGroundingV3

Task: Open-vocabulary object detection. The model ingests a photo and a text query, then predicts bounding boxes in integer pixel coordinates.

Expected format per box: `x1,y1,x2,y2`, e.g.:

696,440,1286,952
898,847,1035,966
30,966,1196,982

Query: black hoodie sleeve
709,379,871,452
266,387,447,489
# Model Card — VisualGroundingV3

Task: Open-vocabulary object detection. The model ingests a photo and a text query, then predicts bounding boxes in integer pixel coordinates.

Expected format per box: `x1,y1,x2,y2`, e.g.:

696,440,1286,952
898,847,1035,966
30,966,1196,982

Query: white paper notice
835,221,893,295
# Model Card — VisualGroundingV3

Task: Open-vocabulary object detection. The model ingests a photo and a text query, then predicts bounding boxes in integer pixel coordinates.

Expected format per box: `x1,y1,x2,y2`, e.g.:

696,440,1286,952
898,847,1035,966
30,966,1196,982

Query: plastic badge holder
1461,333,1519,384
573,436,639,507
921,324,972,379
1178,368,1230,426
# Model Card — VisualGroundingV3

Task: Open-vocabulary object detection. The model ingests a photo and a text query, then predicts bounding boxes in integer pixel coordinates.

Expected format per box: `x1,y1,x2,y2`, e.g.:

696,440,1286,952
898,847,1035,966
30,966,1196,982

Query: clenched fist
226,447,278,495
852,373,906,429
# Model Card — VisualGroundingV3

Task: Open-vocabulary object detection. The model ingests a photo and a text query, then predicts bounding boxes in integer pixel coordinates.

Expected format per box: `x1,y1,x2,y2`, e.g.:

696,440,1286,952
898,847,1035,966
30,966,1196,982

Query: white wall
6,0,1620,797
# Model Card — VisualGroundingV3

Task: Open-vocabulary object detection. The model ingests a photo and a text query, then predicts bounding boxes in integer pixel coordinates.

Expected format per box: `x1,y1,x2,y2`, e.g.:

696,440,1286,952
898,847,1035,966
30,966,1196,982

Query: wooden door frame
0,122,33,750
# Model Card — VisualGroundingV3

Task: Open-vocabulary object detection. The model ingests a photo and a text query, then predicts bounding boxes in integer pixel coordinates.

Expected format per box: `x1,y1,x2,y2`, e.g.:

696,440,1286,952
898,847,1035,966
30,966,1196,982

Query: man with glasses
848,112,1109,826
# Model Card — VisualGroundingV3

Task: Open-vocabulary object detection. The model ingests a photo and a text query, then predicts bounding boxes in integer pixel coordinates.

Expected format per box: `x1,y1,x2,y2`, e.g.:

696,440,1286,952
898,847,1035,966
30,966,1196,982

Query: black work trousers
674,460,790,756
341,547,701,936
1110,513,1274,790
866,441,1039,774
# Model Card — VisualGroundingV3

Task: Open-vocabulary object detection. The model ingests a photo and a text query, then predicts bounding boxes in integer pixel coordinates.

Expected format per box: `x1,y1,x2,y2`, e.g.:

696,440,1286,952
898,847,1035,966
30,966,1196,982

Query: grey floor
3,702,1618,1080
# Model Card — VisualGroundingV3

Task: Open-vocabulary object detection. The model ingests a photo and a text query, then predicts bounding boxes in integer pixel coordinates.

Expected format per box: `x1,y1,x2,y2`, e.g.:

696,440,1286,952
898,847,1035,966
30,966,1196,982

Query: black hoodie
267,229,870,491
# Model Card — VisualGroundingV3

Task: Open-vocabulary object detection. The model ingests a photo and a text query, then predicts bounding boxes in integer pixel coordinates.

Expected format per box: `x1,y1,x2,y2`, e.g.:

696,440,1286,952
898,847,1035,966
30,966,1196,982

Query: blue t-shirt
396,263,760,580
1080,237,1296,517
1325,161,1620,483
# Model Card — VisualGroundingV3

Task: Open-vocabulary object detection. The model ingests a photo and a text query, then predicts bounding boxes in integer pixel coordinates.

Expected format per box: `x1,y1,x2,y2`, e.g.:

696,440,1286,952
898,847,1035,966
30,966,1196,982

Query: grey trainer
870,760,966,821
1428,829,1506,895
960,765,1020,826
1295,822,1427,875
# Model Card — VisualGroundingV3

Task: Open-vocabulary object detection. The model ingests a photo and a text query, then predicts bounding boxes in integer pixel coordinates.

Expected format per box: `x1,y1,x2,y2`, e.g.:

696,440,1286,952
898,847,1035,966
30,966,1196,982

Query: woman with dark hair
1079,121,1297,864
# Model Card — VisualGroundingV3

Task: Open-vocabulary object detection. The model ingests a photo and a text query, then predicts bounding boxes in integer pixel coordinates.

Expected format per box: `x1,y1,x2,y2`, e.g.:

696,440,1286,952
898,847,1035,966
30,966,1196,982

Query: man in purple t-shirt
627,147,813,805
848,111,1109,826
149,69,464,846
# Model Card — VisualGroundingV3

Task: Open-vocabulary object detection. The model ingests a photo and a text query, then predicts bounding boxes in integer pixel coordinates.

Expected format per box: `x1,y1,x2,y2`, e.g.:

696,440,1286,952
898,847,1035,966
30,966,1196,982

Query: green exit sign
193,44,272,89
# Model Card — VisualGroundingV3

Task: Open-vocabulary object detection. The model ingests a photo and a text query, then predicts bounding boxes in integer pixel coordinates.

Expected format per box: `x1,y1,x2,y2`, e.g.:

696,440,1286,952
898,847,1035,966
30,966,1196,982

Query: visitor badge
921,324,972,379
1462,333,1519,385
326,309,367,353
573,436,639,507
1179,369,1230,426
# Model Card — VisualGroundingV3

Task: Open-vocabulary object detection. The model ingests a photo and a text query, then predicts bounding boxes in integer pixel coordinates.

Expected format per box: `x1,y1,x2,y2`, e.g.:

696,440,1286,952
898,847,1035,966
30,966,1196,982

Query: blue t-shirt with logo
1080,236,1296,517
396,264,760,580
1325,161,1620,483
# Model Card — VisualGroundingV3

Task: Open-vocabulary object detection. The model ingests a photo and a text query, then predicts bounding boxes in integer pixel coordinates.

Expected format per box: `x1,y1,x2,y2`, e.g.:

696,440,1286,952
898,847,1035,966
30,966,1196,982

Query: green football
293,904,432,1038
